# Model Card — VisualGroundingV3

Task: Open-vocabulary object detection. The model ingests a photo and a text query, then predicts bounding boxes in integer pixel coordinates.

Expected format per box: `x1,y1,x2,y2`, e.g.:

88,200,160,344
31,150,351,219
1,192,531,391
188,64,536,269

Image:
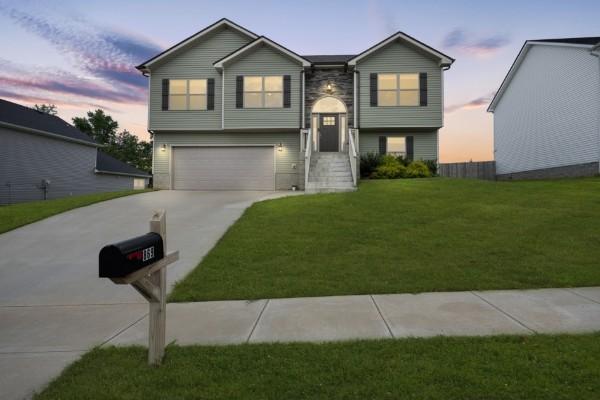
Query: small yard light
277,142,283,152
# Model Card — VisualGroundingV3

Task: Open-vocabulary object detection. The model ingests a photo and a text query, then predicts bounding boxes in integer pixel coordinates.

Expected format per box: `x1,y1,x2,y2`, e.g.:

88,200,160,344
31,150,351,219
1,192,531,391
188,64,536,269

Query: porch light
277,142,283,152
160,144,166,152
326,83,333,93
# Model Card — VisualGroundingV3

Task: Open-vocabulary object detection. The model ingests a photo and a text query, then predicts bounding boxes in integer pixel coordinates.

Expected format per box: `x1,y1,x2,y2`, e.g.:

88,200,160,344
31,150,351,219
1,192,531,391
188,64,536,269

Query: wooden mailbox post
101,209,179,366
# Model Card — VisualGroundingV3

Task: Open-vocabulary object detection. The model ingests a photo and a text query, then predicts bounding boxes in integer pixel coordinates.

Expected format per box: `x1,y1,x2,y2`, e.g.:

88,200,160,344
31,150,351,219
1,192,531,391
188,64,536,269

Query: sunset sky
1,0,598,162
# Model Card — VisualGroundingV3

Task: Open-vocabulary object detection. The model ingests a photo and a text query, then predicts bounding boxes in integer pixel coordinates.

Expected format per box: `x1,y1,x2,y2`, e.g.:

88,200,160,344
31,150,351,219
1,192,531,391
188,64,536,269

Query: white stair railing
348,129,358,186
304,128,312,189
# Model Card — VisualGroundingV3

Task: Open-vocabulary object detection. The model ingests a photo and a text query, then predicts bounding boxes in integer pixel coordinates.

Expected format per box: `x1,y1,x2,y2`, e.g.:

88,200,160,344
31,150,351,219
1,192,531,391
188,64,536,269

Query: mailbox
99,232,164,278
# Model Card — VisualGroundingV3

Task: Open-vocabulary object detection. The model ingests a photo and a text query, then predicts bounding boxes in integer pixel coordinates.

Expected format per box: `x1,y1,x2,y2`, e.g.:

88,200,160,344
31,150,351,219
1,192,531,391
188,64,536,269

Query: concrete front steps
306,152,356,193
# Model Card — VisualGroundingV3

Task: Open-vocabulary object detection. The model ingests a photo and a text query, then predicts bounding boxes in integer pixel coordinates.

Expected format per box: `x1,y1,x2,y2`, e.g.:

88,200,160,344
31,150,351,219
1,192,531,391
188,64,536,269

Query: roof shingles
0,99,97,145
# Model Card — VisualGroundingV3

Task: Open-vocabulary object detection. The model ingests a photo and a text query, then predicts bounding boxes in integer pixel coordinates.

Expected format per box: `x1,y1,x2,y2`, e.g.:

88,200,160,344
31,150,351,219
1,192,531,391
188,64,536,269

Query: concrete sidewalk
108,287,600,346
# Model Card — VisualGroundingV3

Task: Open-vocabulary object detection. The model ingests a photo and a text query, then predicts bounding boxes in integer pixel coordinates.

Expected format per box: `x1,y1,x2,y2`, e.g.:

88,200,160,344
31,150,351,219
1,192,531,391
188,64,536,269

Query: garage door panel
173,147,274,190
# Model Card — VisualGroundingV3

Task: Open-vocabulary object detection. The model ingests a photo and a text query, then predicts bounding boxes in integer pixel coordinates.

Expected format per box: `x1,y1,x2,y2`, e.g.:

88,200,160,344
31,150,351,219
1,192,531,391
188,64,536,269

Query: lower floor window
387,137,406,156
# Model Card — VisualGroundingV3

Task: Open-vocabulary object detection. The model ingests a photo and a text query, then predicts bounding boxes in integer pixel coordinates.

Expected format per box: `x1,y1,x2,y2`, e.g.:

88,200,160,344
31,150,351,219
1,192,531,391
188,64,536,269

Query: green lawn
171,178,600,302
0,190,152,234
35,334,600,400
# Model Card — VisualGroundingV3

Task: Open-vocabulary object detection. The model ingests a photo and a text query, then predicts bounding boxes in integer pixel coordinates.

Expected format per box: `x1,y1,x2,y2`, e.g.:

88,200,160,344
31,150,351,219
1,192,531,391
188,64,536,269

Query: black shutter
283,75,291,108
236,76,244,108
378,136,387,155
161,79,169,110
370,73,378,106
406,136,414,160
419,73,427,106
207,78,215,110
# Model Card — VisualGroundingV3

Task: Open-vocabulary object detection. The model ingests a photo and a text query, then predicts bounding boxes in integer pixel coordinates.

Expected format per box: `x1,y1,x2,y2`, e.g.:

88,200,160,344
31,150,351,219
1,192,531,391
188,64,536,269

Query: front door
319,114,339,152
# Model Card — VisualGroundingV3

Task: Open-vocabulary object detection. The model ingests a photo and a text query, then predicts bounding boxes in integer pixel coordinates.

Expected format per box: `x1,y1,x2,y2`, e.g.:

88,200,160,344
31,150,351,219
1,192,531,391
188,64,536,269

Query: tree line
34,104,152,173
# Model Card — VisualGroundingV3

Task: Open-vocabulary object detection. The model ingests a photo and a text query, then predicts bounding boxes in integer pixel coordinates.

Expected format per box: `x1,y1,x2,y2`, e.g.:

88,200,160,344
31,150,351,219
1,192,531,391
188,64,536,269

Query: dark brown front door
319,114,339,152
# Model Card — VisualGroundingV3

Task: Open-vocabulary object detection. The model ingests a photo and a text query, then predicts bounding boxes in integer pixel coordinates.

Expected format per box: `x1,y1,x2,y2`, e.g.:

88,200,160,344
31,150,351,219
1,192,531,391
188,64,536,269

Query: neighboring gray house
488,37,600,179
0,99,150,204
136,18,454,192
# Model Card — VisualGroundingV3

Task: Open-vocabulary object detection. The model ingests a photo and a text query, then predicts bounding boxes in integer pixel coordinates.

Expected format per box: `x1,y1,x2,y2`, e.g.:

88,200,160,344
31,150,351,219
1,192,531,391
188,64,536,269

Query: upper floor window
243,76,283,108
169,79,207,110
378,73,419,106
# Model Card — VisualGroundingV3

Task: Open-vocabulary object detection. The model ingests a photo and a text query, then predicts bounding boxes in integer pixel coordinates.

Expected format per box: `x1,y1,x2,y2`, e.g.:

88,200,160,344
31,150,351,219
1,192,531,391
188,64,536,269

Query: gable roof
303,55,356,65
213,36,311,69
347,31,454,67
0,99,98,146
136,18,259,72
533,37,600,46
95,150,150,178
487,37,600,112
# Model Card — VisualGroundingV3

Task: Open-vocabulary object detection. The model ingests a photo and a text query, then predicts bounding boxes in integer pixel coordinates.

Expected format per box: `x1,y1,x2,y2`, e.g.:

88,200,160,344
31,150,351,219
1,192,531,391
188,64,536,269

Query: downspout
222,68,225,130
301,70,306,129
591,44,600,173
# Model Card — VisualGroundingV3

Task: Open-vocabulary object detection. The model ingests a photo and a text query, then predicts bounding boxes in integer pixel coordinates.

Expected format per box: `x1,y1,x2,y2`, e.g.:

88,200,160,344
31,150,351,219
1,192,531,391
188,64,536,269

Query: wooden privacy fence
439,161,496,180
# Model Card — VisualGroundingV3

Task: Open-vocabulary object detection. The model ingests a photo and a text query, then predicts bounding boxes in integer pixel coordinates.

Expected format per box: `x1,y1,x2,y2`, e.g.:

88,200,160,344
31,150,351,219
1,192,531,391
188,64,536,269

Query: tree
73,109,118,145
73,110,152,173
33,104,57,115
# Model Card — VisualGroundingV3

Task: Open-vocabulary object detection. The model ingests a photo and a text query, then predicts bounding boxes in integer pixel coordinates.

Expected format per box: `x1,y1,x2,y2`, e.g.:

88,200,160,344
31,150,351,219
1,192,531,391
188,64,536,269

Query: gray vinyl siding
359,131,438,160
0,127,134,204
493,44,600,175
153,132,301,190
95,174,136,191
148,26,252,131
357,40,443,128
224,45,302,129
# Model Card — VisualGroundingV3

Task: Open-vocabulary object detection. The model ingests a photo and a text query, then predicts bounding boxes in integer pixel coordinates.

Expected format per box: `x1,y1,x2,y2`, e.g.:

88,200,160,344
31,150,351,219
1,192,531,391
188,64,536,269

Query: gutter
94,169,151,179
592,43,600,174
0,121,100,147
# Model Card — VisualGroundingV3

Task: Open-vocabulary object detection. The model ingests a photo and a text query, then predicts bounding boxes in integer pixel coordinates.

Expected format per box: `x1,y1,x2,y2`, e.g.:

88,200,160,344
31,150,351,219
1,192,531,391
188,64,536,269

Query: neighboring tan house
488,37,600,179
0,99,150,204
136,18,454,192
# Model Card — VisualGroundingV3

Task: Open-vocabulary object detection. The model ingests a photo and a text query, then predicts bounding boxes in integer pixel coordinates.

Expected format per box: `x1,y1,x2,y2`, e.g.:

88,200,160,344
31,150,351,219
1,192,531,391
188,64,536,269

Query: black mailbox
99,232,164,278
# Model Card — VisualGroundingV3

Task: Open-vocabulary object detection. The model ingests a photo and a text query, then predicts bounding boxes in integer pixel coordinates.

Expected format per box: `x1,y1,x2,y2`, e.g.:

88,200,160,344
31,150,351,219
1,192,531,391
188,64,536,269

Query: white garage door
172,146,275,190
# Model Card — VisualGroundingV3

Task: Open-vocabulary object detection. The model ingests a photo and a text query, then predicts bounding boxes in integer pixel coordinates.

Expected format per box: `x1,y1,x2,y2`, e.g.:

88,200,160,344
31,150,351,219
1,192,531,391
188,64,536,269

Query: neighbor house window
244,76,283,108
378,73,419,106
169,79,207,110
387,137,406,156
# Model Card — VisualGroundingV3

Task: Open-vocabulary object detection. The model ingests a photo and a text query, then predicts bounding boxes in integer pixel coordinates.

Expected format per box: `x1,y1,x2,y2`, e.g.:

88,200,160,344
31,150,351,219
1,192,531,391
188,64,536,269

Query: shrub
360,152,382,178
406,160,432,178
396,155,410,166
372,156,407,179
423,159,438,176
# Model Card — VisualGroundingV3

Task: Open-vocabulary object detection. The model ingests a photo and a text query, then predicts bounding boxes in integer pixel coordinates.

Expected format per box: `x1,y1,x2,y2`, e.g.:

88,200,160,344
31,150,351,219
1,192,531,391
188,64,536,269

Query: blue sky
1,0,599,161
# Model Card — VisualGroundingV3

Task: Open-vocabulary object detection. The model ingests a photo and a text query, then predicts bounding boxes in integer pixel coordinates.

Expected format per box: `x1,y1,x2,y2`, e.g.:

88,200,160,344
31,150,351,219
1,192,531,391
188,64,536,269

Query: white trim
0,121,100,147
488,41,598,112
353,71,358,128
139,19,258,71
221,69,225,129
347,32,453,66
301,70,306,129
214,37,311,69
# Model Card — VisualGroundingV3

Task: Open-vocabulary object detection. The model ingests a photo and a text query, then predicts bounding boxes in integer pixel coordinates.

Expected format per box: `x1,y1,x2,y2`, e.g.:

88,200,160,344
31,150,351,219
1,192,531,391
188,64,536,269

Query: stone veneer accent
304,67,354,128
496,162,599,180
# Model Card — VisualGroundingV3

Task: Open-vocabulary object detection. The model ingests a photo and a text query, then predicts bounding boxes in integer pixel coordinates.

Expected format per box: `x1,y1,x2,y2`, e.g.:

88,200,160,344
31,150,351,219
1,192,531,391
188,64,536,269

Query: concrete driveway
0,190,294,400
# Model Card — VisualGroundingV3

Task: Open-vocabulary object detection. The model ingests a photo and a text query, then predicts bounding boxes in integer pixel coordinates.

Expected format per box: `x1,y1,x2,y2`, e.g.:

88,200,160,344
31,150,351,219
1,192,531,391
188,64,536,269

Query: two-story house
137,18,454,192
